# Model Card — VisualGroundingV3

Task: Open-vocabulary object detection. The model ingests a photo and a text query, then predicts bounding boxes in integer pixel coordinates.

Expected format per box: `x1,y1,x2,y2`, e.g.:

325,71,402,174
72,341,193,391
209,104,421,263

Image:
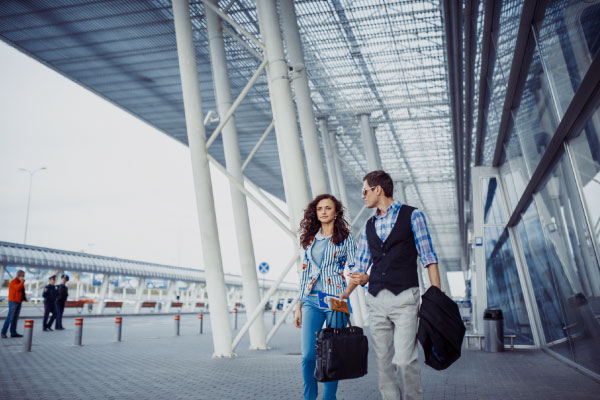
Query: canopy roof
0,0,470,270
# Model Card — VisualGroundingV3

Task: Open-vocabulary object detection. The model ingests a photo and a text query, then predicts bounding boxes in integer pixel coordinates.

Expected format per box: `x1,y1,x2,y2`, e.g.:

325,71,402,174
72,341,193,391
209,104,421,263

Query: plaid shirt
353,200,438,274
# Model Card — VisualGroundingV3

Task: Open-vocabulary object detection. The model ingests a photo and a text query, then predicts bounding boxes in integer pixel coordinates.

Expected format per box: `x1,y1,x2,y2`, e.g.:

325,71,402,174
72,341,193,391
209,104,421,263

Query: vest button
382,272,386,276
383,252,386,257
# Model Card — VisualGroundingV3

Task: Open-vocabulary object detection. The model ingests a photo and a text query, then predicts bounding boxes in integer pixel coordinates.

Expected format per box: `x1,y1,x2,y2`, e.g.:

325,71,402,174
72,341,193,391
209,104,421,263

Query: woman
294,194,357,400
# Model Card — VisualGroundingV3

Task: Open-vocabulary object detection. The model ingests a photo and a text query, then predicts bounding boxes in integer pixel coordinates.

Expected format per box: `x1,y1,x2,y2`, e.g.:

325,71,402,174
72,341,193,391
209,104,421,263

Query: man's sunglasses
362,186,377,196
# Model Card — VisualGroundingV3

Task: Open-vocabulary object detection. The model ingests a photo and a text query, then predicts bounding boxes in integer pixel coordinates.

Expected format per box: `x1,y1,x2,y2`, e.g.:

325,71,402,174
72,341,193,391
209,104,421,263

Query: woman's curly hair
299,194,350,248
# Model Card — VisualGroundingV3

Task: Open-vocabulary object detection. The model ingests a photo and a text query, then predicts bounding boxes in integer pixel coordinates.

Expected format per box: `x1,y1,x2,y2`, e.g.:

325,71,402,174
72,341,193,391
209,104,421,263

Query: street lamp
18,167,47,244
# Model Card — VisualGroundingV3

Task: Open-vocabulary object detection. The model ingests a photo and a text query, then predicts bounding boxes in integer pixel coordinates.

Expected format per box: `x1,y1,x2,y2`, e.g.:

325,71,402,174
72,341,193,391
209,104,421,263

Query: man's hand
349,273,369,286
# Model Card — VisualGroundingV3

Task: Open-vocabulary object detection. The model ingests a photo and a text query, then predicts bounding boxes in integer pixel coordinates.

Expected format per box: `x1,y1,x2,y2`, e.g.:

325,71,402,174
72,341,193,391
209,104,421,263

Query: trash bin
483,308,503,352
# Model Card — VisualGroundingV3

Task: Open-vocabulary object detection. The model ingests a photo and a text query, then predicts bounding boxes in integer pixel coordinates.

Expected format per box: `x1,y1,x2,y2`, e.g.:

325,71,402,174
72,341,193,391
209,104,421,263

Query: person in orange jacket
1,269,27,338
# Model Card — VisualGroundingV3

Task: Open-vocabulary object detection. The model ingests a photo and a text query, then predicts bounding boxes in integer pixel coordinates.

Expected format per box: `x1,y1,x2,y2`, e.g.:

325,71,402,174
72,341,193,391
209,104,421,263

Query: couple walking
294,170,441,400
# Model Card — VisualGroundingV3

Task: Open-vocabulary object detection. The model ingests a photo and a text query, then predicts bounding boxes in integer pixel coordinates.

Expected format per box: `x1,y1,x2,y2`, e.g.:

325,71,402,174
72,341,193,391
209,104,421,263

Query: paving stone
1,314,598,399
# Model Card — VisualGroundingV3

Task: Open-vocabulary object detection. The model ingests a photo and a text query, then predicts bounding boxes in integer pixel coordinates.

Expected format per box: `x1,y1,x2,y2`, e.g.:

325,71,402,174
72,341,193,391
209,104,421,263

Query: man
55,274,69,330
1,269,27,338
341,170,441,400
42,275,58,331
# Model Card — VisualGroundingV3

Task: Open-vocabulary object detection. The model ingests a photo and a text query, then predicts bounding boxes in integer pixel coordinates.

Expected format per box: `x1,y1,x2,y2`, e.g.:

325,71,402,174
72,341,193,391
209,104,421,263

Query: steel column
206,0,267,350
256,0,311,229
135,278,146,314
96,274,111,315
318,118,340,197
0,265,5,288
280,0,328,197
359,114,382,171
172,0,233,357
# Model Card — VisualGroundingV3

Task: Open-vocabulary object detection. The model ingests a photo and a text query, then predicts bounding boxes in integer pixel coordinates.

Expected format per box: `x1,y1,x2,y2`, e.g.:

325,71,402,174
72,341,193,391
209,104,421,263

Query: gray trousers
366,288,423,400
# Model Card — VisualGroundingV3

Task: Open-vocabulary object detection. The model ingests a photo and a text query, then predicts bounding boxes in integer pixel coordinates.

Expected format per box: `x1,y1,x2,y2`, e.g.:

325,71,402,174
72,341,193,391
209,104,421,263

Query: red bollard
74,318,83,346
233,307,238,330
115,317,122,342
198,313,203,335
272,310,276,326
175,314,180,336
23,320,34,352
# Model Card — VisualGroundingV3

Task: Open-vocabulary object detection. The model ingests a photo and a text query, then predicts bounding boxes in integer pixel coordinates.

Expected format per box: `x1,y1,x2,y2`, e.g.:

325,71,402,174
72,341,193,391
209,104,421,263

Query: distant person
55,274,69,330
42,275,58,332
344,170,441,400
294,194,356,400
1,269,27,338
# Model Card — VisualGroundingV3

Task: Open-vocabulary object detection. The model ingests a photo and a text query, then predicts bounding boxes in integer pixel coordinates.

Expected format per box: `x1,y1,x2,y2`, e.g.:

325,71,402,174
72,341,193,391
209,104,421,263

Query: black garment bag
314,311,369,382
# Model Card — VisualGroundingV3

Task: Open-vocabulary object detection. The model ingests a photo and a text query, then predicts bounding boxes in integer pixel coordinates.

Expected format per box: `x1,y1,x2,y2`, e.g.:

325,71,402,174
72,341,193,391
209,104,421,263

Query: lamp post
18,167,46,244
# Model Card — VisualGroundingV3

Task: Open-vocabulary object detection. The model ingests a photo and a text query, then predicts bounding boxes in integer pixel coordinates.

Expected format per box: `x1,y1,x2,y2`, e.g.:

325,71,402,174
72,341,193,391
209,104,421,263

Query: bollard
74,318,83,346
115,317,122,342
198,313,203,335
233,307,238,330
272,310,276,326
174,314,180,336
23,320,34,352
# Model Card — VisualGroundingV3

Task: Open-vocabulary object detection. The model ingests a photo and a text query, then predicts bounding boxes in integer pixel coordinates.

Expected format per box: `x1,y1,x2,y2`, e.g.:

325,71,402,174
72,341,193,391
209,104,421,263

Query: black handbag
313,311,369,382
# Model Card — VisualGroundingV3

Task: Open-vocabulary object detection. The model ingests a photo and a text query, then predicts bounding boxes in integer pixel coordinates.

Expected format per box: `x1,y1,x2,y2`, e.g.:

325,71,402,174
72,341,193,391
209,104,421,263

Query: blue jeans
2,301,22,335
301,295,348,400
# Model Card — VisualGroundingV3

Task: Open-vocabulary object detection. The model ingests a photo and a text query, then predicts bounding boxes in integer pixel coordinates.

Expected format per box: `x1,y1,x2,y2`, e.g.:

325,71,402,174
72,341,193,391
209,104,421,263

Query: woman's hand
294,304,302,328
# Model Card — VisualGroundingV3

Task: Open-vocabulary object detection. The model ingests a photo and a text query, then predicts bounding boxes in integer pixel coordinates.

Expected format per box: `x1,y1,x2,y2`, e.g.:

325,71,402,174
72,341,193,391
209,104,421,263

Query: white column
96,275,111,315
256,0,311,229
135,278,146,314
172,0,233,357
359,114,382,171
165,280,176,312
206,0,267,350
319,118,340,197
0,265,5,288
319,118,366,326
280,0,328,197
330,130,349,207
395,180,407,203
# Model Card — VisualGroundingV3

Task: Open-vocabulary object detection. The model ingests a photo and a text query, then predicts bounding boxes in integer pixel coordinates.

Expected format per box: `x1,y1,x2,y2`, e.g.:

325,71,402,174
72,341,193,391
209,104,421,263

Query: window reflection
517,201,567,345
534,150,600,374
537,0,600,117
484,226,533,345
482,177,505,225
567,103,600,265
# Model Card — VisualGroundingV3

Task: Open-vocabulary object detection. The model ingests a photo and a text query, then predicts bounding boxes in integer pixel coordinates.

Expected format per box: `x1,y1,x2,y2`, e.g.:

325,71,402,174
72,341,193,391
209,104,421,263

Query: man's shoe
1,333,7,338
47,327,53,331
56,327,65,330
43,328,49,332
11,333,23,338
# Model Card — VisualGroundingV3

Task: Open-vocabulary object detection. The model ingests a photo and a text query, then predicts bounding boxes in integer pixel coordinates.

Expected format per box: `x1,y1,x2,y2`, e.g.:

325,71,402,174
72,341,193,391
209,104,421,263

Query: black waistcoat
366,204,418,296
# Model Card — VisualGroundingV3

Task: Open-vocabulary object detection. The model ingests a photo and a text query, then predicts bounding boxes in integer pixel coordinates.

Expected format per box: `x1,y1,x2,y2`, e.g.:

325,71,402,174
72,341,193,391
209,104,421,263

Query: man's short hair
363,170,394,197
16,270,25,277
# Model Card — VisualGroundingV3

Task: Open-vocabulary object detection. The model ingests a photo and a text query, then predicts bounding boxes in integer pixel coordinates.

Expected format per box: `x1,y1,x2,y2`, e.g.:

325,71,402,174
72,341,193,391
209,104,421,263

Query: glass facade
477,0,600,374
482,178,533,345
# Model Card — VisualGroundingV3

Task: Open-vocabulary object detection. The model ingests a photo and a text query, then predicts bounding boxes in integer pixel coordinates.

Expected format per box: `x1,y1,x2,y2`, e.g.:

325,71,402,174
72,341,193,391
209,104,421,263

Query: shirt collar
315,228,332,240
374,199,402,219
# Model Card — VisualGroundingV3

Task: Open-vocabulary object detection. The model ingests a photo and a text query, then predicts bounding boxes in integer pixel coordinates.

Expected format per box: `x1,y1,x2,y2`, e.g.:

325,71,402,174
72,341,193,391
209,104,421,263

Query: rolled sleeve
344,233,357,270
353,225,372,273
411,209,438,267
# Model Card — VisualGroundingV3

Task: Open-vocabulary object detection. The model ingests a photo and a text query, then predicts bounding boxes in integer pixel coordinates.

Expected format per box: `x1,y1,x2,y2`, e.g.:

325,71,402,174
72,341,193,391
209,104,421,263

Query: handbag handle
327,309,353,329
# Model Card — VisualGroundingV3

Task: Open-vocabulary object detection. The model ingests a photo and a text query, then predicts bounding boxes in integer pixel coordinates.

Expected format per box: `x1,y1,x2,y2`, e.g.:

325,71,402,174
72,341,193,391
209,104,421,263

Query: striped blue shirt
354,200,438,274
299,233,357,300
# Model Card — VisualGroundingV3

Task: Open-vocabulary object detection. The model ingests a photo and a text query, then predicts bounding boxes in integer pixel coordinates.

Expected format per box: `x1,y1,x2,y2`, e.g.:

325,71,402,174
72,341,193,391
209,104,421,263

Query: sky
0,41,298,284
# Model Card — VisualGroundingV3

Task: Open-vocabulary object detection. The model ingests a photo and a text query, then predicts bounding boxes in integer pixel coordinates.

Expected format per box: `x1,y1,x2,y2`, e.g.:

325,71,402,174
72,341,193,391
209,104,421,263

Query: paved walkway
1,314,598,399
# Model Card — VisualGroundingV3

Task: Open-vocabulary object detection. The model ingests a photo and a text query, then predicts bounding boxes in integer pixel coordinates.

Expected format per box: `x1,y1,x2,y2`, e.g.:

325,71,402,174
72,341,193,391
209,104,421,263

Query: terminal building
1,0,599,391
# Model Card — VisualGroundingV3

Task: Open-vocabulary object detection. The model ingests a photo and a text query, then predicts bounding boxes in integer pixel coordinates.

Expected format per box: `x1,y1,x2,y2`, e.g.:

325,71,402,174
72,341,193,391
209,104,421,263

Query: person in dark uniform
42,275,58,331
55,274,69,330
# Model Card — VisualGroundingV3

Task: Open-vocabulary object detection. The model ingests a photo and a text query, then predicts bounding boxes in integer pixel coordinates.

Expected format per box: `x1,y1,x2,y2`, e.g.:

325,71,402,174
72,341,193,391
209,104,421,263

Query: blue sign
258,262,269,274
